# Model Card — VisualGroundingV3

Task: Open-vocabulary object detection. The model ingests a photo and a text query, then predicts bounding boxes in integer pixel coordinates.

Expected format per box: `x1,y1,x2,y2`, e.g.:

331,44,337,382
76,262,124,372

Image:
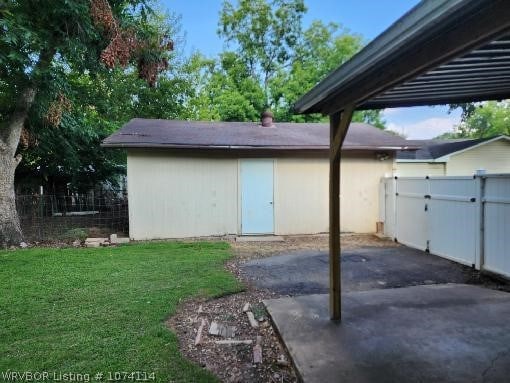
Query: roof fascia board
358,90,510,110
101,143,412,151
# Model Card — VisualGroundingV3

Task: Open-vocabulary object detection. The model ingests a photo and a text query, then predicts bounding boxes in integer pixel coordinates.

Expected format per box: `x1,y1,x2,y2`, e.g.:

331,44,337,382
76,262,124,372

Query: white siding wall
274,155,394,234
446,140,510,175
340,154,395,233
127,151,238,239
396,162,446,177
274,158,329,235
127,150,393,239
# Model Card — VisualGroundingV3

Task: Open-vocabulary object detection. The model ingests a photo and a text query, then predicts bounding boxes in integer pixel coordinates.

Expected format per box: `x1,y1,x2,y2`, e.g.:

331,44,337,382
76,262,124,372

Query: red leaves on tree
19,128,38,149
137,37,174,86
90,0,174,87
100,30,139,68
90,0,117,36
44,93,72,127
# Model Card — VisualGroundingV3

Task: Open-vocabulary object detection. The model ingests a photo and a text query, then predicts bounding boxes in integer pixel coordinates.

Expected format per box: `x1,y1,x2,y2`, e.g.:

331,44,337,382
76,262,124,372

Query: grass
0,241,242,382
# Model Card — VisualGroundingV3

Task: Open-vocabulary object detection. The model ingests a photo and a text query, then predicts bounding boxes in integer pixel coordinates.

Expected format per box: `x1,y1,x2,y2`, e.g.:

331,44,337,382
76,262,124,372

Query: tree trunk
0,87,36,247
0,47,54,247
0,150,23,247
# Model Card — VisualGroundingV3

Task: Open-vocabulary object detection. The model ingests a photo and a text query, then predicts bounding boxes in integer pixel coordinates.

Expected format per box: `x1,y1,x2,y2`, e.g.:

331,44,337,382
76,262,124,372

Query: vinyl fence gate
380,174,510,279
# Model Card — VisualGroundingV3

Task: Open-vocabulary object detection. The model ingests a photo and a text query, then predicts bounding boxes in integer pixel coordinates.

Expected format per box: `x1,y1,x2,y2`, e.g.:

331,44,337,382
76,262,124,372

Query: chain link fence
16,191,128,242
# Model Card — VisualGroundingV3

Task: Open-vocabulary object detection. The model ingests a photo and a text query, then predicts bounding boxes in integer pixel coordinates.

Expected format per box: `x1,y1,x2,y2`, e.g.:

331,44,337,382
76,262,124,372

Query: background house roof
102,118,414,151
397,136,506,160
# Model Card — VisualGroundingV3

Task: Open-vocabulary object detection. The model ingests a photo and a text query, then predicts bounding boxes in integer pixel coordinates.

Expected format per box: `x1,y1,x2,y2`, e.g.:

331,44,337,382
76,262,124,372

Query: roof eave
101,142,330,150
101,142,414,152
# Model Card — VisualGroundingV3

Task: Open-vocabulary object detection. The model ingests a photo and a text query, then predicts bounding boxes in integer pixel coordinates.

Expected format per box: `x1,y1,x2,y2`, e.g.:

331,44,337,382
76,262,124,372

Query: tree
271,20,384,126
213,1,385,126
183,52,266,121
442,101,510,138
219,0,306,106
0,0,174,246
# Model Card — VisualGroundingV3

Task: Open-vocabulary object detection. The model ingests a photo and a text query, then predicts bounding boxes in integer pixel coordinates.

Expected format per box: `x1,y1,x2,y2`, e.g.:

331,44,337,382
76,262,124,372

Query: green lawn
0,241,241,382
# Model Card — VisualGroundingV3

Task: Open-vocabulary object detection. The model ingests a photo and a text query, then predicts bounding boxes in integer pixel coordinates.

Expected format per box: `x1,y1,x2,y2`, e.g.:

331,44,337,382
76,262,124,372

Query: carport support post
329,106,354,321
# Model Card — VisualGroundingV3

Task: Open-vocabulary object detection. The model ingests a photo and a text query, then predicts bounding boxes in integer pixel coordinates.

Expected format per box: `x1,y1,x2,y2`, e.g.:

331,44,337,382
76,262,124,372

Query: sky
160,0,461,139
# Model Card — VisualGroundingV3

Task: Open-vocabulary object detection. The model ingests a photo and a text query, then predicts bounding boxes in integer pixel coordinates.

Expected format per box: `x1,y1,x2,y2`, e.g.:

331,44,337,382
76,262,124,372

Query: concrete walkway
265,284,510,383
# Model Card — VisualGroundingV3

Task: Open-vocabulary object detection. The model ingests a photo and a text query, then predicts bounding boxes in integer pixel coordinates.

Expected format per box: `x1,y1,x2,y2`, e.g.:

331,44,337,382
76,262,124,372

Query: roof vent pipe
261,111,274,127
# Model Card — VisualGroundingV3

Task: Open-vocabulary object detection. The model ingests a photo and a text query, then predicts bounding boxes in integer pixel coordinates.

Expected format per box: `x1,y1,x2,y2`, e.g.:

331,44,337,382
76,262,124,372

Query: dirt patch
231,233,398,260
167,234,396,382
470,270,510,293
167,290,297,383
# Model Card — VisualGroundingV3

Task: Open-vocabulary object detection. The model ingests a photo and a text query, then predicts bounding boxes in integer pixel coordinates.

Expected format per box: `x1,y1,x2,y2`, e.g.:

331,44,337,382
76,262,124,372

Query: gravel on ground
231,233,397,260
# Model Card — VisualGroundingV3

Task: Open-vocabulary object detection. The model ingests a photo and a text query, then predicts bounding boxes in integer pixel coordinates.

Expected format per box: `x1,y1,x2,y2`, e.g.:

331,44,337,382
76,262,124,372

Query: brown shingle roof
102,118,414,151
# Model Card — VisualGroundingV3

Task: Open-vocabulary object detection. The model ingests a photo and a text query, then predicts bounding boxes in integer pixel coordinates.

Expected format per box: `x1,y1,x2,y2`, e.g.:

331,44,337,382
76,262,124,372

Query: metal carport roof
292,0,510,321
294,0,510,114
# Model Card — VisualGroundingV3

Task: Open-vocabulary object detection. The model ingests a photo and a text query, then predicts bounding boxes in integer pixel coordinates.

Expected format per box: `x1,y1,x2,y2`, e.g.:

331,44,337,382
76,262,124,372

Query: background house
396,135,510,176
103,117,412,239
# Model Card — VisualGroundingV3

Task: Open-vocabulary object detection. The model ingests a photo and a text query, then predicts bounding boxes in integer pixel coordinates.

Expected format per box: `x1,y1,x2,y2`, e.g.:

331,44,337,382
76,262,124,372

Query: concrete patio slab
264,284,510,383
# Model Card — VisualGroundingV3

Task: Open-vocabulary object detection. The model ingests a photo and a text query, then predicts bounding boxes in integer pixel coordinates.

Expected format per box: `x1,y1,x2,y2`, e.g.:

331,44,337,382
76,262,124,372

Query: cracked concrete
481,349,510,383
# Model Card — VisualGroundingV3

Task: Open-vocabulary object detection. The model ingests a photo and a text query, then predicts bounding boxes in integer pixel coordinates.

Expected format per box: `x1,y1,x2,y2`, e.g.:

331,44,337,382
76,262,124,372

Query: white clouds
380,106,462,139
381,108,402,116
386,117,460,139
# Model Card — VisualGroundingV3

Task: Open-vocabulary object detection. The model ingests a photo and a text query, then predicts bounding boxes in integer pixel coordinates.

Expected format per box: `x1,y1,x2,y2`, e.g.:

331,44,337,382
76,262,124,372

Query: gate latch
424,203,428,212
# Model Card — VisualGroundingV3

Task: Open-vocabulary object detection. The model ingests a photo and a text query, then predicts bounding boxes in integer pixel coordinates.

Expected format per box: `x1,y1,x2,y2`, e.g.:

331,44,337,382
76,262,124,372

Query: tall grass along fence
16,191,128,242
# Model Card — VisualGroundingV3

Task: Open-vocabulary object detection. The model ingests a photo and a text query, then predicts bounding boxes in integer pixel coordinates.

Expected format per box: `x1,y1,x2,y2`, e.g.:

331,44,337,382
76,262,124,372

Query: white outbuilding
103,117,412,240
396,135,510,176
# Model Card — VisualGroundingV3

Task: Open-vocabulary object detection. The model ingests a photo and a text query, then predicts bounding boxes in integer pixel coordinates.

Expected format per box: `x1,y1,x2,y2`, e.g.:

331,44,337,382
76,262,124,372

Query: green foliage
183,52,265,121
448,103,478,122
219,0,306,101
190,1,385,126
445,101,510,138
353,109,386,130
271,21,361,121
1,1,186,192
0,241,241,382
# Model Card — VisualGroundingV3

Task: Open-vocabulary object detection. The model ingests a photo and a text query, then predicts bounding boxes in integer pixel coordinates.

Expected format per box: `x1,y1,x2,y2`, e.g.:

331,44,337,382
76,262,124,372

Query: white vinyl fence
380,174,510,278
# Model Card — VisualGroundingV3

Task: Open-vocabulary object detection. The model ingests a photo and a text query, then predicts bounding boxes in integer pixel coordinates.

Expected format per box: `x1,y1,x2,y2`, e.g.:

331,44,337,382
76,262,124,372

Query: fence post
477,175,486,271
393,176,398,241
39,186,43,241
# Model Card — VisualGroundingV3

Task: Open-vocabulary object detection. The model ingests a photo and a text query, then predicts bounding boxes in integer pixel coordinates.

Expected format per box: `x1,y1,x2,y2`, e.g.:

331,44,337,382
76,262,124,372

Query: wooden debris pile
168,291,297,382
